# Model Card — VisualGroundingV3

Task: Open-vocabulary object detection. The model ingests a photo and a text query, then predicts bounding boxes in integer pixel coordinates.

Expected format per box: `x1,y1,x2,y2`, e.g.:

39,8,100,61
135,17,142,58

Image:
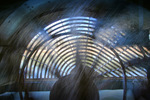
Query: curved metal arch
22,33,126,79
46,21,96,33
61,59,100,77
60,55,106,76
22,34,50,78
110,48,127,100
50,48,117,78
32,41,56,78
38,38,95,78
32,41,58,78
29,36,122,78
19,33,53,100
44,17,96,31
53,52,103,76
29,40,54,78
38,35,93,72
35,36,74,78
45,44,105,78
63,60,110,77
28,34,78,78
21,33,44,77
50,27,94,36
28,39,50,78
20,33,52,80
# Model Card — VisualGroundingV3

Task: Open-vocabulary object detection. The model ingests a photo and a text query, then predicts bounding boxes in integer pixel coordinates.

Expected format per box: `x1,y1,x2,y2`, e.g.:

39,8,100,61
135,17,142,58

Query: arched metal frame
19,16,149,100
0,0,149,100
20,16,147,80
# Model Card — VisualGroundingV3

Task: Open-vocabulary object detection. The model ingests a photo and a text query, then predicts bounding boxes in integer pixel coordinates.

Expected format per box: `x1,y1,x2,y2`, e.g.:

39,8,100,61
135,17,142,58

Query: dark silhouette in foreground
50,48,99,100
50,66,99,100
